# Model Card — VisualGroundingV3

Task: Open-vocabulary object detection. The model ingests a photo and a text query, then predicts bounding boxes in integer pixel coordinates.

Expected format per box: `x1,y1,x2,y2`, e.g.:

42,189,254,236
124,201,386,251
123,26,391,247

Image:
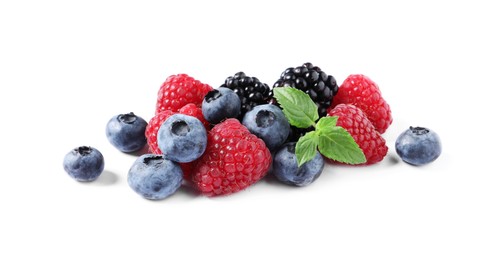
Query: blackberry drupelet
220,72,273,120
273,62,338,117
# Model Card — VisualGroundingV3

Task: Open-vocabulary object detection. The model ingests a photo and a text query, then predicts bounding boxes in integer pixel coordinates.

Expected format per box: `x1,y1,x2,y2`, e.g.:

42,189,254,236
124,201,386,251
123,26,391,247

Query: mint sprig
274,87,366,166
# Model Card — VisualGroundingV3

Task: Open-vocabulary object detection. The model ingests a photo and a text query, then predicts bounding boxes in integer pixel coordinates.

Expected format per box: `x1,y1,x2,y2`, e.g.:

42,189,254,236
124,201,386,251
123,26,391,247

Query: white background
1,0,502,259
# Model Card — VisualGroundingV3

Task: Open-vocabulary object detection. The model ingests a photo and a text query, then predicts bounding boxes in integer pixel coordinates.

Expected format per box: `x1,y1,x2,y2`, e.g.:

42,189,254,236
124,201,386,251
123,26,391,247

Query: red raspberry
328,104,388,165
156,74,213,114
178,103,211,130
145,110,175,155
192,119,272,196
330,74,392,134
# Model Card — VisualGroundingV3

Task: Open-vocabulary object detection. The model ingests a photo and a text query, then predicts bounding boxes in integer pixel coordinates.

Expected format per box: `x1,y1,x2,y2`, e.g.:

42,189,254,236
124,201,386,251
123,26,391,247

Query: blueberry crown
75,146,92,155
118,112,137,124
410,126,429,135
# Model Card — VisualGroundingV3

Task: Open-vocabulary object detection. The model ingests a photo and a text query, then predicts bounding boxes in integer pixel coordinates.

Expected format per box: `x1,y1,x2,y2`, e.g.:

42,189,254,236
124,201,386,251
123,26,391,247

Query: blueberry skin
395,126,442,166
272,142,324,186
157,114,207,163
242,104,290,151
202,87,241,124
63,146,105,182
106,112,147,153
127,154,182,200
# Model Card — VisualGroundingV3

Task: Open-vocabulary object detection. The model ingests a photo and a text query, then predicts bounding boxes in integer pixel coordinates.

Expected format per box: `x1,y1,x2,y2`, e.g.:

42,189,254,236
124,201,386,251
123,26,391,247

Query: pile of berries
63,63,441,200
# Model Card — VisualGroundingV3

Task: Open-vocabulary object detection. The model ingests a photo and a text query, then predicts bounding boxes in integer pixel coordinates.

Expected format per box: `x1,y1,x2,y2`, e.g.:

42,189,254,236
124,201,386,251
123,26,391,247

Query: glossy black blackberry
221,72,273,120
273,62,338,117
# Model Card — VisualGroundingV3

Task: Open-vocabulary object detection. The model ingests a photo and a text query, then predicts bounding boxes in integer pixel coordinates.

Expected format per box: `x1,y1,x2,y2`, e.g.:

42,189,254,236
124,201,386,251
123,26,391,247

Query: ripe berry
63,146,105,182
106,112,147,153
241,104,289,151
220,72,273,120
272,142,324,186
328,104,388,165
127,154,183,200
202,87,241,124
179,103,211,130
157,114,207,163
146,110,175,154
192,119,272,196
330,74,392,134
273,62,338,117
156,74,213,114
395,126,441,166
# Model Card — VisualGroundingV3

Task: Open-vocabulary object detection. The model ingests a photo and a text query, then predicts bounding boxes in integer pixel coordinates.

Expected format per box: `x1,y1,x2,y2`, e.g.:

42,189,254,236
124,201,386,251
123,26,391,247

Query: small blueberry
242,104,290,151
157,114,207,163
127,154,183,200
395,126,442,166
272,142,324,186
202,87,241,124
63,146,105,182
106,112,147,153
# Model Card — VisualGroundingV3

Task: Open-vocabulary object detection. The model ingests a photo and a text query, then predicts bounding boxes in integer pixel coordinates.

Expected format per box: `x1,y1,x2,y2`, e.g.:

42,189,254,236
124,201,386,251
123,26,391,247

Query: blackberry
220,72,273,120
273,62,338,117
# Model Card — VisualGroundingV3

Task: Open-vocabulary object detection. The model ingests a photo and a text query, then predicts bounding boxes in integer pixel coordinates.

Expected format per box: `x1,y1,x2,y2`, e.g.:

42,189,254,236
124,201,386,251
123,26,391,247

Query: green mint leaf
273,87,319,128
316,116,338,131
318,126,367,164
295,131,319,167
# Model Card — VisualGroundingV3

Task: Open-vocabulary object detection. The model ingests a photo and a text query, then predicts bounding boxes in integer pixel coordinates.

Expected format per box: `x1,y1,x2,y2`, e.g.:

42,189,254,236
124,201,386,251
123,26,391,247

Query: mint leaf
273,87,319,128
295,131,319,166
316,116,338,130
318,126,366,164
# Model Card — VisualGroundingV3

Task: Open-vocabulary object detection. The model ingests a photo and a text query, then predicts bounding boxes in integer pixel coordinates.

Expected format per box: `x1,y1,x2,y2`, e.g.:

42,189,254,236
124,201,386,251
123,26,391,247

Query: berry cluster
63,63,441,201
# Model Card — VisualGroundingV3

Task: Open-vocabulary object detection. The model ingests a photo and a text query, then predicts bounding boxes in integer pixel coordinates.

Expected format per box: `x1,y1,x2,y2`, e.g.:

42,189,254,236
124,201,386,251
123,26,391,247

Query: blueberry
395,126,442,166
63,146,105,182
106,112,147,153
202,87,241,124
272,142,324,186
127,154,182,200
242,104,290,151
157,114,207,163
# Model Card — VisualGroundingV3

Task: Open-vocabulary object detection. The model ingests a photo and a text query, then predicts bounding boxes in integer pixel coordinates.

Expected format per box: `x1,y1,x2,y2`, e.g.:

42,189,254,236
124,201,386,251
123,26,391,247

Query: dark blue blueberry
241,104,290,151
157,114,207,163
106,112,147,153
395,126,442,166
202,87,241,124
272,142,324,186
127,154,182,200
63,146,105,182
